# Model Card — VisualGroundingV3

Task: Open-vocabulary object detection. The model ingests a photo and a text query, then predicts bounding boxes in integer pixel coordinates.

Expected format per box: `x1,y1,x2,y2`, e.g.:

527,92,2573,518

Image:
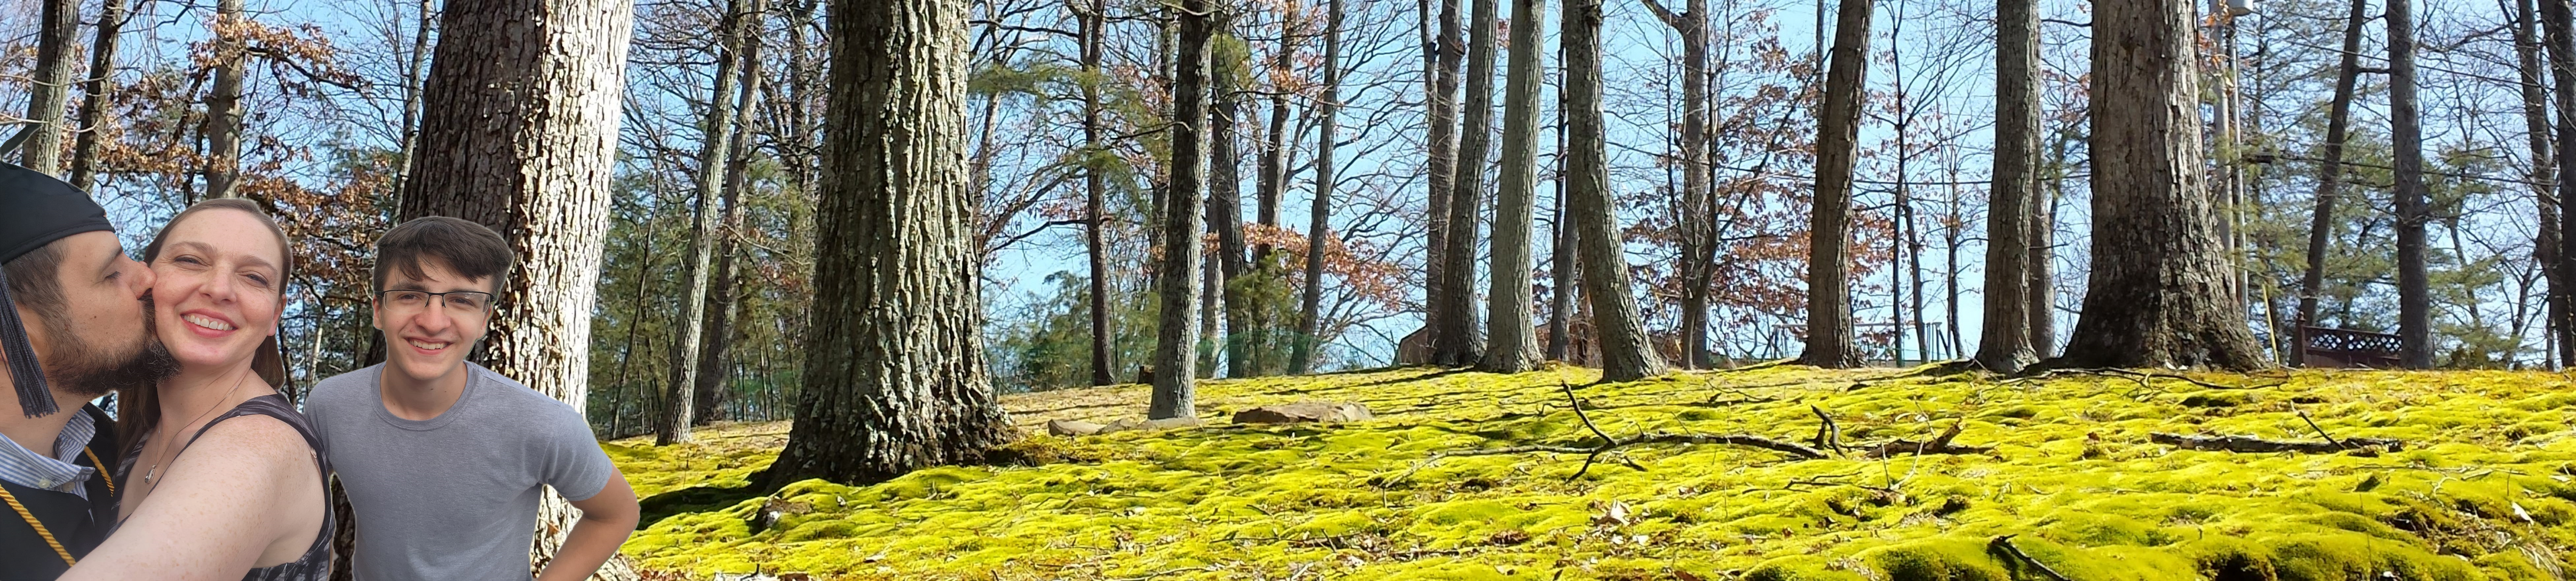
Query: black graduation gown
0,404,120,580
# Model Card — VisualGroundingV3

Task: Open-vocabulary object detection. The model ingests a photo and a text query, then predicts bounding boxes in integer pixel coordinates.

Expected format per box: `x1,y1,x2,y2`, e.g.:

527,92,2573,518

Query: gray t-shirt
305,363,615,581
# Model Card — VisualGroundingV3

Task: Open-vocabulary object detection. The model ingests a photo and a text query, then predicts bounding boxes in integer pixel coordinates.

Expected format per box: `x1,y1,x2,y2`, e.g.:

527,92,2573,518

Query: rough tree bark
203,0,248,198
1639,0,1706,369
1974,0,2037,372
1290,0,1341,375
1566,0,1667,381
1213,12,1252,379
2045,0,2267,370
1082,0,1115,386
1257,6,1298,264
2388,0,2431,368
1478,0,1543,373
1434,0,1498,367
397,0,638,575
67,0,131,190
2031,133,2065,357
1152,0,1210,416
2297,0,2366,335
764,0,1014,488
1424,0,1462,354
1801,0,1871,369
19,0,78,174
2519,0,2565,370
2546,0,2576,369
661,0,750,445
694,0,766,426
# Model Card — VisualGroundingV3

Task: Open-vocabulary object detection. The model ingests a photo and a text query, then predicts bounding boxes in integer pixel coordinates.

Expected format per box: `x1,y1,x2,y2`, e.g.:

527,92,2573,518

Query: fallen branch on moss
1861,420,1993,458
1989,535,2073,581
2150,432,2403,453
1382,382,1827,484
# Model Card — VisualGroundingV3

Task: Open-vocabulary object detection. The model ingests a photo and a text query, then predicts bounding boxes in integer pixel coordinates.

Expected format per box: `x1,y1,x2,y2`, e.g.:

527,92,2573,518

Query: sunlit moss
615,366,2576,579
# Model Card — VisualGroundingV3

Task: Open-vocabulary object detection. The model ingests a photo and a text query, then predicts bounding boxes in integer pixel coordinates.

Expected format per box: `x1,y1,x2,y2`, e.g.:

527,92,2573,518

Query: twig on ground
2295,408,2347,449
1989,535,2073,581
2150,432,2402,453
1810,405,1844,456
1385,383,1826,485
1861,420,1994,458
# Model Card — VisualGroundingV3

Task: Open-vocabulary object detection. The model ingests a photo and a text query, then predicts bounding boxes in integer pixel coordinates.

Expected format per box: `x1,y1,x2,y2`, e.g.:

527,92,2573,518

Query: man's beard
42,295,181,399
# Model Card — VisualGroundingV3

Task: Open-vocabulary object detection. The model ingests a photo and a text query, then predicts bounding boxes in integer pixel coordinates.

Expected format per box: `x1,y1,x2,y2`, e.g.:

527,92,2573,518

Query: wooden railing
2298,326,2402,369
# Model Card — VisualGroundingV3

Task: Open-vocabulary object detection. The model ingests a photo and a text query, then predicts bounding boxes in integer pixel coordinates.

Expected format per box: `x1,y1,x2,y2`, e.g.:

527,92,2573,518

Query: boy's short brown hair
375,217,513,296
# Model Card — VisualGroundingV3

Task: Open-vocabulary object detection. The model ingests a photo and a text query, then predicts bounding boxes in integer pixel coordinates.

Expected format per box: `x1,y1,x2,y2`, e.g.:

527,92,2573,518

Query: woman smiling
61,199,333,579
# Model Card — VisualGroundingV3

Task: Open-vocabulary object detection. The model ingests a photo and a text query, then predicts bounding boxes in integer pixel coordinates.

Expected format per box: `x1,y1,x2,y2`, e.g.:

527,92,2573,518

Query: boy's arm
535,466,638,581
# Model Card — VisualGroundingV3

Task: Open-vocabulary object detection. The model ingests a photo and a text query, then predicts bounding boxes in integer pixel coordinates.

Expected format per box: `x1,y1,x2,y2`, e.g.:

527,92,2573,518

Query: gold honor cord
0,484,75,566
0,444,114,567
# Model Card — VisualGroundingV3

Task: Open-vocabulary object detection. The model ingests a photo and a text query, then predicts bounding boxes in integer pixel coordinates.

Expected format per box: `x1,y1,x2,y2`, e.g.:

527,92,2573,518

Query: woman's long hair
120,198,293,453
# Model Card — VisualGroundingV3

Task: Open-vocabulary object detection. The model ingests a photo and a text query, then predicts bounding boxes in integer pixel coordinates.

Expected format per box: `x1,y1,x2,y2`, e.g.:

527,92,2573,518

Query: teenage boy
305,217,638,580
0,162,176,579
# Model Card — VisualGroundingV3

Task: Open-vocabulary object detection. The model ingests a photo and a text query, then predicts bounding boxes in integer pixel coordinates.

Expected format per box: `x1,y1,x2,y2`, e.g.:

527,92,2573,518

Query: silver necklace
142,371,252,485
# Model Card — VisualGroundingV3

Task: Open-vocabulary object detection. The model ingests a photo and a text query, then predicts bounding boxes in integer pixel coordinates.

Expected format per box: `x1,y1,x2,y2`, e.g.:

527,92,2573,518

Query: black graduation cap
0,162,114,418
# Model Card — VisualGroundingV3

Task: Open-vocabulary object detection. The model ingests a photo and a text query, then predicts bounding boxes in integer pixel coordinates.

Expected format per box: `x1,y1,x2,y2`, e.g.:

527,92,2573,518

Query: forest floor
610,364,2576,580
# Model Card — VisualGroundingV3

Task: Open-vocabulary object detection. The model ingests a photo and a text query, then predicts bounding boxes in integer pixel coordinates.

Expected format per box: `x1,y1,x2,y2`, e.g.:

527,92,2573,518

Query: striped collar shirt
0,408,97,500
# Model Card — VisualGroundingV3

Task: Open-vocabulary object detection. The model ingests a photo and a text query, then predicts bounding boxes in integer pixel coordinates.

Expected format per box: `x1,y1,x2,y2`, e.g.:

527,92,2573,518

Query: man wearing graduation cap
0,161,177,579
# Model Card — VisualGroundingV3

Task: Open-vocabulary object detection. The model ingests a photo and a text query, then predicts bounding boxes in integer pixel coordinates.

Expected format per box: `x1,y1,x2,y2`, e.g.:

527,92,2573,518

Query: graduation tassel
0,267,57,418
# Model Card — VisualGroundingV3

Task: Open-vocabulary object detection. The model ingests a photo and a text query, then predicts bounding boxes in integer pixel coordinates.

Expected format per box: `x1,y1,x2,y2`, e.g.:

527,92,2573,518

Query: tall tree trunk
661,0,750,445
1641,0,1706,369
765,0,1014,487
19,0,78,174
202,0,249,198
397,0,638,574
1974,0,2037,372
695,0,767,426
2546,0,2576,370
1546,132,1575,362
1152,0,1211,416
2030,134,2063,357
1291,0,1341,375
1082,0,1116,386
1213,14,1251,379
2046,0,2265,370
1801,0,1870,369
1480,0,1543,373
2298,0,2367,334
1424,0,1462,351
67,0,132,190
1567,0,1667,381
2519,0,2565,370
1257,6,1298,263
1434,0,1498,365
2388,0,2430,368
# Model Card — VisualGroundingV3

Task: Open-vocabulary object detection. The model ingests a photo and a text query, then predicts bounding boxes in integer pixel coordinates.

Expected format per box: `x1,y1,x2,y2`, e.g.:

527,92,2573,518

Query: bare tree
1801,0,1871,369
1974,0,2037,372
1434,0,1498,365
1566,0,1666,381
1423,0,1461,356
1479,0,1543,372
19,0,79,173
692,0,768,426
661,0,752,445
1082,0,1116,386
203,0,249,198
2047,0,2265,370
765,0,1014,486
1636,0,1707,369
1153,0,1211,415
2297,0,2369,340
1292,0,1343,374
2387,0,2429,368
67,0,133,189
2517,0,2564,369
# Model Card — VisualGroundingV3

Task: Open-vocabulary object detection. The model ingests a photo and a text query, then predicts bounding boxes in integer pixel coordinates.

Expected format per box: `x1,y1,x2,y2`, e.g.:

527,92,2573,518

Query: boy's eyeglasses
378,290,497,319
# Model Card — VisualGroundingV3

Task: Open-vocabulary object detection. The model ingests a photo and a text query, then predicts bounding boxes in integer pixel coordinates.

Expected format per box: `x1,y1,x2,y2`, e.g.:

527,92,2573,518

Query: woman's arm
60,416,319,580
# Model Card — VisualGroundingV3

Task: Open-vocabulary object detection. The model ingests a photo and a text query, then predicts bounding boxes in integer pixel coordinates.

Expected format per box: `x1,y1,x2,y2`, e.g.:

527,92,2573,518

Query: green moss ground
611,365,2576,580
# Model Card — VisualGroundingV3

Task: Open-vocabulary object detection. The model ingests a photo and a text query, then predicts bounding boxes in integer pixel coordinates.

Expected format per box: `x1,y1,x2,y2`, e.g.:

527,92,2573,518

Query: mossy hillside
614,365,2576,580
